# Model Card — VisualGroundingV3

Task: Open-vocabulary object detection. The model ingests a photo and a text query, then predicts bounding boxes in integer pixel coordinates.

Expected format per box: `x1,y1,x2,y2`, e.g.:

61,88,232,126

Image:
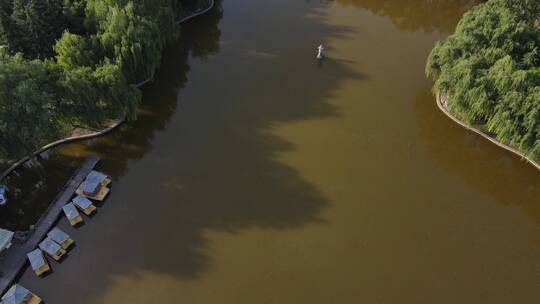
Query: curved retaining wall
177,0,215,24
0,118,124,181
436,94,540,172
0,0,216,182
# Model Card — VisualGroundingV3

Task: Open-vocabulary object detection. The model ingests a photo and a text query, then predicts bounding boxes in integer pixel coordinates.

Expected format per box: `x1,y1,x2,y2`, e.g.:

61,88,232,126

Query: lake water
8,0,540,303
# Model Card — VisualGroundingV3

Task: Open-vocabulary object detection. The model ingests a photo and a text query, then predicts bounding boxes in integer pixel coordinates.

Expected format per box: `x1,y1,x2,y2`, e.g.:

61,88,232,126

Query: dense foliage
426,0,540,160
0,53,63,157
0,0,208,161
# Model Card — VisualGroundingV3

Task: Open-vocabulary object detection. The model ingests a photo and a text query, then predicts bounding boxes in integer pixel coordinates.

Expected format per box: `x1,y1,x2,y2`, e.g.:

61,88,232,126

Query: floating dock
72,195,97,216
27,249,50,276
1,284,42,303
75,170,111,201
0,156,99,295
62,202,83,226
47,227,74,250
38,238,66,261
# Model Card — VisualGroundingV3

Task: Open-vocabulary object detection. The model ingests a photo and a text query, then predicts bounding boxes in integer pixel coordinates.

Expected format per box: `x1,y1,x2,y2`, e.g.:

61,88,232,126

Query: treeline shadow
19,1,366,303
0,153,80,231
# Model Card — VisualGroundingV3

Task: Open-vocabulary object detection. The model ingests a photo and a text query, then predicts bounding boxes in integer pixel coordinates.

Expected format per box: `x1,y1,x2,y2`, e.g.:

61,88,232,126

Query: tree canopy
0,0,209,161
426,0,540,161
0,52,63,157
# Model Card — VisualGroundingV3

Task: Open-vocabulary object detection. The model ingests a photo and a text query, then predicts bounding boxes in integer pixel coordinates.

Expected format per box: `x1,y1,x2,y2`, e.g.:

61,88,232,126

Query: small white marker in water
317,44,324,60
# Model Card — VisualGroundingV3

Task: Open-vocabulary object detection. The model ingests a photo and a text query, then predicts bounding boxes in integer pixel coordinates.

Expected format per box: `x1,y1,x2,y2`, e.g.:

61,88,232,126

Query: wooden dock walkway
0,156,100,295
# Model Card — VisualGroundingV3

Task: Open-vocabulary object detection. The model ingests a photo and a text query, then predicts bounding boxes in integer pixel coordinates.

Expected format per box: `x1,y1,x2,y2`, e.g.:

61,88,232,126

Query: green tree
54,32,99,70
0,52,64,157
0,0,11,45
426,0,540,160
98,2,161,83
0,0,212,160
9,0,65,58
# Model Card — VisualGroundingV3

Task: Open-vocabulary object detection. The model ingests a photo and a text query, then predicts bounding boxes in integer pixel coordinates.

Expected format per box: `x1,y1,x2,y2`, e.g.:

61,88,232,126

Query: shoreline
436,94,540,171
0,0,215,182
0,118,124,182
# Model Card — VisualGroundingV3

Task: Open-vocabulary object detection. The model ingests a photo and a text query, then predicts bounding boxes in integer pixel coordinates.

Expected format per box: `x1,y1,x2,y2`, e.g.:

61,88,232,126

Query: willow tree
426,0,540,160
0,0,208,159
86,0,180,83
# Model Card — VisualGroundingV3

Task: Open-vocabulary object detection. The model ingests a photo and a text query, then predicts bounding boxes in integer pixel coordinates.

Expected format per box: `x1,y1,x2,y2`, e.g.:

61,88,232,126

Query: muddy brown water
4,0,540,303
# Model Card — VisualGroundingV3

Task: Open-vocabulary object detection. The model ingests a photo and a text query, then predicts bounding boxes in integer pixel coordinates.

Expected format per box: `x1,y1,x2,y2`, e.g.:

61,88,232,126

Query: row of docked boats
0,169,111,304
0,166,109,208
26,227,74,276
27,170,111,278
63,170,110,226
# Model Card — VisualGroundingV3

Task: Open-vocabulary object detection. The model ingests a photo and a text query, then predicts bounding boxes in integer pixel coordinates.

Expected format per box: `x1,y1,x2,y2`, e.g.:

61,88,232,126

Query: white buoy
317,44,324,60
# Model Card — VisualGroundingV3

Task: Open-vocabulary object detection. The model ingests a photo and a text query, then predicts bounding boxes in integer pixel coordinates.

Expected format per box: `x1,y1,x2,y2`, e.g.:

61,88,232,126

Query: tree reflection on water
330,0,482,33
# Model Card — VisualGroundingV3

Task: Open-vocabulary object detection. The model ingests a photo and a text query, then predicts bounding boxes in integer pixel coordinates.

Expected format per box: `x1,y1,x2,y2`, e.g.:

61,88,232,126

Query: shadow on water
17,0,365,302
0,154,79,231
414,87,540,235
0,0,477,233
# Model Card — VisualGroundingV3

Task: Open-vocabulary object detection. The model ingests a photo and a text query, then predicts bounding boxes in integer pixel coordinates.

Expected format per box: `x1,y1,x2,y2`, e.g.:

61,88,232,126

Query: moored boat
0,186,7,206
